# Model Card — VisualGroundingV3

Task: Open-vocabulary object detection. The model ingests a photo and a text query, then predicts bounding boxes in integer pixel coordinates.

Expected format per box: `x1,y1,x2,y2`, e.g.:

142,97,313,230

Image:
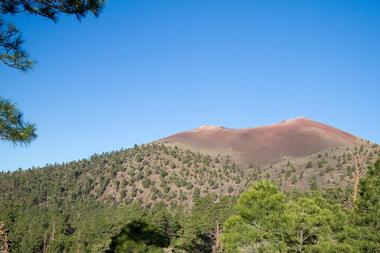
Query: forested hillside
1,143,245,208
1,142,378,208
0,143,379,252
222,160,380,252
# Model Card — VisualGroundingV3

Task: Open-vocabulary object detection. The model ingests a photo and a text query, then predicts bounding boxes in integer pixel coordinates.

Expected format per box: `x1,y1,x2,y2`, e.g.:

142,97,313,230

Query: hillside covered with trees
0,142,379,252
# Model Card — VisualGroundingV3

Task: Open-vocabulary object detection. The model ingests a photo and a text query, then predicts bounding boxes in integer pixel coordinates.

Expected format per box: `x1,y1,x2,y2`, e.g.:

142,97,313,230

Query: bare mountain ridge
161,117,363,165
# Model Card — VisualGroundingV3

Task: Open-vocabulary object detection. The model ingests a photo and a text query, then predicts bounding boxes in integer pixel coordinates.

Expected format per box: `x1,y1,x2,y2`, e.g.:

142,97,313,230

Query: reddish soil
161,118,362,165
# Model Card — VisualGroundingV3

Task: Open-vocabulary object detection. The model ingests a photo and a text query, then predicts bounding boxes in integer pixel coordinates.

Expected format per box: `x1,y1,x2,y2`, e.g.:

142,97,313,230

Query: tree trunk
51,222,55,241
0,223,10,253
76,230,81,253
352,169,361,204
43,230,47,253
352,155,365,207
299,230,303,253
212,222,221,253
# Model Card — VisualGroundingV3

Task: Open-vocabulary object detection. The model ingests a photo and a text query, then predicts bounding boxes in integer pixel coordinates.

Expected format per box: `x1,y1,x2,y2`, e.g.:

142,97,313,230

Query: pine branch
0,0,105,70
0,97,37,145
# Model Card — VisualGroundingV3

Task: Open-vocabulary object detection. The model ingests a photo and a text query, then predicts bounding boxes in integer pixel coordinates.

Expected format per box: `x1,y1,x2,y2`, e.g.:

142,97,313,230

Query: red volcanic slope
160,117,362,165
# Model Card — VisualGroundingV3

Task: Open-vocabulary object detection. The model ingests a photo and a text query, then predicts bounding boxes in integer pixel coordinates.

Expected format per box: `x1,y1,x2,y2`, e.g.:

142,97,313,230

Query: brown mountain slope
160,117,363,165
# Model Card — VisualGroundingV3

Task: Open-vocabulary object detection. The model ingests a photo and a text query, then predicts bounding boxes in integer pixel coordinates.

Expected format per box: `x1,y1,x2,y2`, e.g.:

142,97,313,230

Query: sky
1,0,379,171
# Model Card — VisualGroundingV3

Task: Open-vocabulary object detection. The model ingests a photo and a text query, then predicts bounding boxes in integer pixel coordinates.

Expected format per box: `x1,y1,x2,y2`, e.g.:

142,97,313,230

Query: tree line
1,157,379,252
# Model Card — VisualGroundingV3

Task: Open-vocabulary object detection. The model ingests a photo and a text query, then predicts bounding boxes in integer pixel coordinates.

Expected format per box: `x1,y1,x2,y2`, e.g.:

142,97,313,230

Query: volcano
160,117,362,165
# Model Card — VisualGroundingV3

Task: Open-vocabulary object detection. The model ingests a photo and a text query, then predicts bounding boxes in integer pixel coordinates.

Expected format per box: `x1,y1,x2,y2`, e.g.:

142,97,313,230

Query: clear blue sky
1,0,379,171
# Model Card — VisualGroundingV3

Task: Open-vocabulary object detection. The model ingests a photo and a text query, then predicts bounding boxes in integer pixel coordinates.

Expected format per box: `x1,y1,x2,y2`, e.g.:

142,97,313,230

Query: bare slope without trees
161,117,363,166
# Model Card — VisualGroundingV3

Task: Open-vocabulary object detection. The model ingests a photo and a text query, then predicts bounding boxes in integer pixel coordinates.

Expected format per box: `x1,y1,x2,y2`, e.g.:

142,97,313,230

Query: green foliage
0,142,242,252
349,159,380,252
107,206,178,253
223,159,380,253
291,175,297,184
1,139,379,253
222,180,288,252
0,20,33,70
0,0,105,70
309,176,318,190
175,196,236,252
0,97,37,144
222,179,366,253
284,196,350,252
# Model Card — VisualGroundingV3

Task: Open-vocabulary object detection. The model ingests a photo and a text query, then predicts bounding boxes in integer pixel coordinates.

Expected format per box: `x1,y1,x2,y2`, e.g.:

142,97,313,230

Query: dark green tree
284,195,352,252
107,205,178,253
222,180,287,252
0,97,36,144
350,159,380,251
176,195,235,253
222,180,353,252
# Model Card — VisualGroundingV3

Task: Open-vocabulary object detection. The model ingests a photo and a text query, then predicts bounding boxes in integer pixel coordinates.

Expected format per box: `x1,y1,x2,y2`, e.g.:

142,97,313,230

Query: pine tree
222,180,353,252
0,97,36,144
351,159,380,251
222,180,287,252
175,195,235,253
0,0,105,71
284,195,352,252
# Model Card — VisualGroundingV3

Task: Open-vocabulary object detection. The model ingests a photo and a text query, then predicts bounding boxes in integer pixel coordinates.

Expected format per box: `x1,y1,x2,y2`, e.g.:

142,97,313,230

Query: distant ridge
160,117,363,165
